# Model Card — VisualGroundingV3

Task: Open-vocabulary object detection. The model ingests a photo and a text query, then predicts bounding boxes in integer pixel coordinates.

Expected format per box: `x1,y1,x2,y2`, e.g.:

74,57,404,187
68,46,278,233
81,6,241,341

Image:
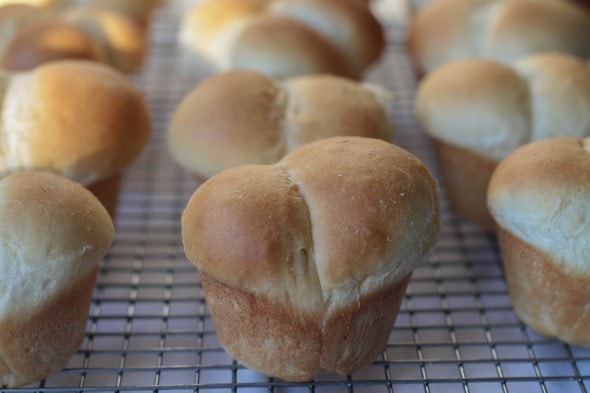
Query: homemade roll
182,136,441,381
178,0,384,79
0,3,146,72
62,0,163,27
168,69,395,179
0,60,151,217
0,0,162,26
0,0,58,6
407,0,590,75
487,136,590,345
0,171,114,388
415,52,590,230
0,4,38,55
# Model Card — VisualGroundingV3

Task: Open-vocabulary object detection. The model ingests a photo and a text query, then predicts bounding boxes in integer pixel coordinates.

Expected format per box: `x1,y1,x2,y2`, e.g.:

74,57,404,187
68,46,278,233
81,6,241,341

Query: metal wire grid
2,1,590,392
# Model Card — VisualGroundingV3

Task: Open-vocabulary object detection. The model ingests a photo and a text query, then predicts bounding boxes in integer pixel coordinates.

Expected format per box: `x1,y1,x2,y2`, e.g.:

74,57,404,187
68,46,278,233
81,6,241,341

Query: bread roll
178,0,384,79
64,0,163,26
0,0,162,28
0,0,58,6
0,171,114,388
0,4,43,56
0,3,146,72
0,60,151,216
181,136,440,381
487,136,590,344
407,0,590,75
168,69,394,180
415,52,590,229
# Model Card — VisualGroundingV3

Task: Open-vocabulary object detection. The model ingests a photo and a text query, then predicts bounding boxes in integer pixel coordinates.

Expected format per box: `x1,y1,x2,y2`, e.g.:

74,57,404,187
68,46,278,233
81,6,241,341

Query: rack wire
3,0,590,392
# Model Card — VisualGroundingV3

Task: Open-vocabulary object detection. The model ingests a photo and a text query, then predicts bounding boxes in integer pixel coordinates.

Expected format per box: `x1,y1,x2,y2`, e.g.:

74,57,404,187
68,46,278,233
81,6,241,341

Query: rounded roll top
416,53,590,161
0,60,151,185
408,0,590,74
182,136,440,307
178,0,384,79
488,136,590,271
168,69,394,179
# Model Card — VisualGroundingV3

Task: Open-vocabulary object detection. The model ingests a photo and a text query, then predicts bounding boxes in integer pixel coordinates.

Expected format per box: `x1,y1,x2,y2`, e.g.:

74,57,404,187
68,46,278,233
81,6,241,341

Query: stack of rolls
0,2,147,72
0,59,151,218
177,0,385,79
167,69,395,180
415,52,590,230
407,0,590,75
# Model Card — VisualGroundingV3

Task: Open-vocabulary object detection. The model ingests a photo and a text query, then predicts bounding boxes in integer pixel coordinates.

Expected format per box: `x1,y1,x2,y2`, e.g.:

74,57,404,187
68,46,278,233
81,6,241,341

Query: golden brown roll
487,136,590,345
0,60,151,216
0,3,146,72
0,4,41,55
415,52,590,230
0,0,162,23
407,0,590,75
181,136,440,381
178,0,384,79
168,69,395,180
65,0,163,27
0,0,58,6
0,171,114,388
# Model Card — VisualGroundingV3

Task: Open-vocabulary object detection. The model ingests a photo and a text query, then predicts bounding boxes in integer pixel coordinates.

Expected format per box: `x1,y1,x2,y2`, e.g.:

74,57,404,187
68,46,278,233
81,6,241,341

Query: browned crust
12,60,152,185
201,272,323,382
405,0,470,75
0,6,146,73
281,0,384,74
0,267,98,388
433,139,497,231
62,6,147,73
338,0,384,69
498,228,590,345
407,0,590,74
183,137,440,380
202,271,412,380
233,14,351,78
1,18,100,72
320,273,411,374
85,172,121,220
167,69,286,179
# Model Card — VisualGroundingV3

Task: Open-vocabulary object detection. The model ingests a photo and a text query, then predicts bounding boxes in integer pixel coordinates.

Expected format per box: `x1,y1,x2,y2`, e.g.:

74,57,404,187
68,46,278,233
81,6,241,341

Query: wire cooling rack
3,1,590,392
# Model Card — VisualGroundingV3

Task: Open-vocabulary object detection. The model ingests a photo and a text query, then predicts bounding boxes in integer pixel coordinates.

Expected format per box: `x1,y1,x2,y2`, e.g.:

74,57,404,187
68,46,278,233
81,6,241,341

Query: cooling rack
3,1,590,392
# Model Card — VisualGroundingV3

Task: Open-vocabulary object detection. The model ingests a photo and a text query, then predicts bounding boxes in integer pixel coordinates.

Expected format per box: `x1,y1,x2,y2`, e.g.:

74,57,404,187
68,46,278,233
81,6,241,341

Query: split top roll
178,0,385,79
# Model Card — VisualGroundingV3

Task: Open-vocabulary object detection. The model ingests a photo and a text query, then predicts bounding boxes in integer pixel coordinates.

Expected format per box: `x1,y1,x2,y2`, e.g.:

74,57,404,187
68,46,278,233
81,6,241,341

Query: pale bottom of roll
498,228,590,345
433,140,497,231
200,271,412,381
0,267,98,388
86,173,122,220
